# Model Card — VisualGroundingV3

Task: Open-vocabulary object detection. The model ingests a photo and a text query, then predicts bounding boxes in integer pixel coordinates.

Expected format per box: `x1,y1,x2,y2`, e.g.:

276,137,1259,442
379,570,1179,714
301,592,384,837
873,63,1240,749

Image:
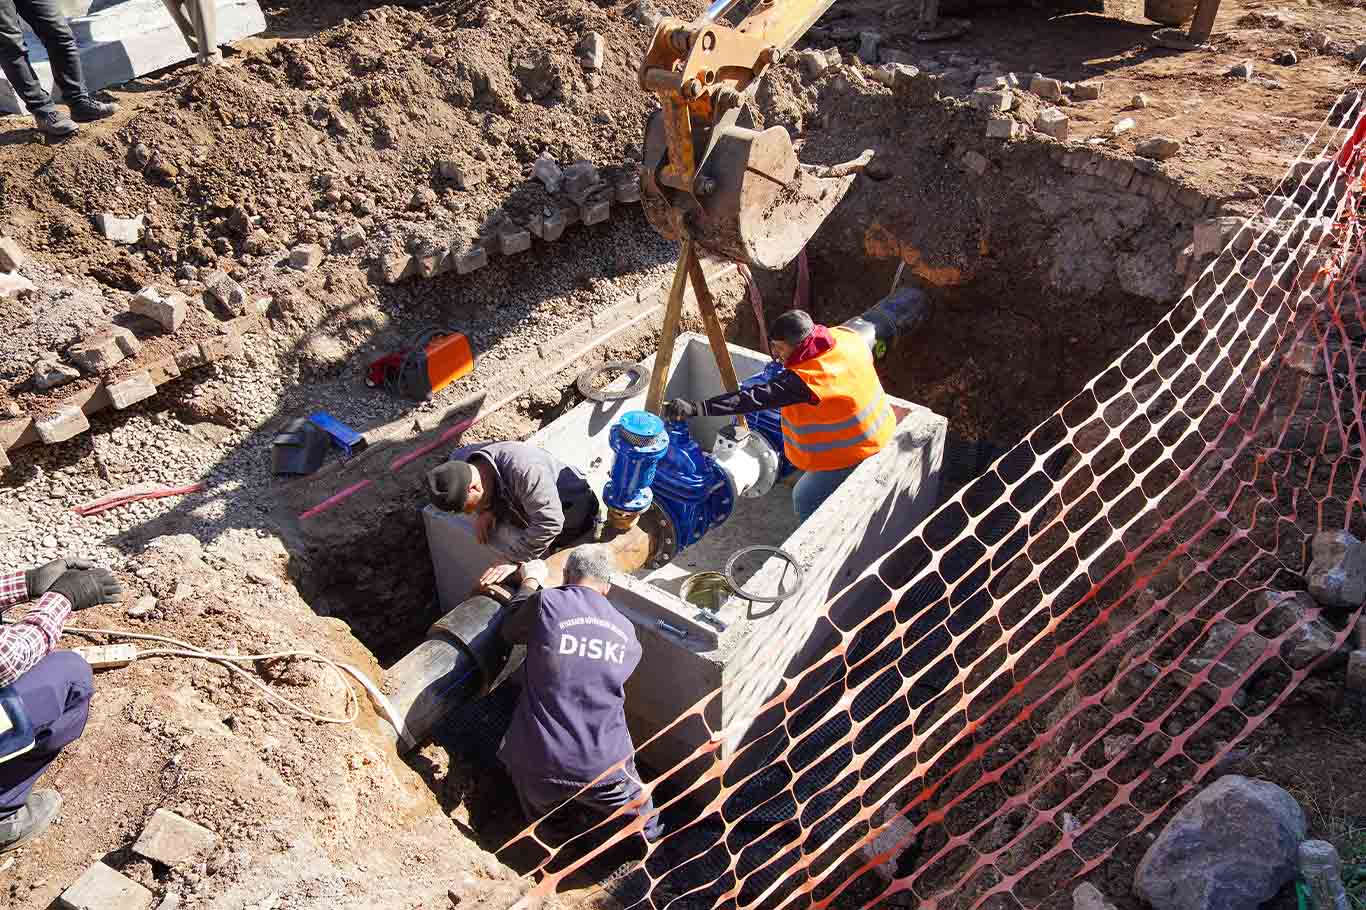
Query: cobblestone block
36,405,90,444
107,372,156,410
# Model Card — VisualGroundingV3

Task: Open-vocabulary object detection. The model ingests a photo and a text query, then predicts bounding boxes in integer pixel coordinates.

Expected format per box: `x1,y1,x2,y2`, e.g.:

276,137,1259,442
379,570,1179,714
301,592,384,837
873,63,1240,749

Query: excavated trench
274,126,1210,906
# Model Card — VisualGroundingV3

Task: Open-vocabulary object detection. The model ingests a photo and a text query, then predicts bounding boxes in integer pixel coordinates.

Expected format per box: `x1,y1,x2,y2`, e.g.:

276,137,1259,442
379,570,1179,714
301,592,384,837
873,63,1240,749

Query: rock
532,154,563,192
892,66,940,107
577,32,605,71
987,117,1022,140
1030,75,1063,101
1348,651,1366,692
1258,591,1338,669
1035,108,1070,140
631,0,662,31
1187,619,1269,685
1073,882,1117,910
1135,775,1305,910
133,808,219,867
1193,216,1244,258
1137,136,1182,160
973,89,1011,113
336,223,367,252
858,31,881,65
95,213,146,244
0,270,34,298
69,334,126,374
129,142,153,168
147,154,178,181
130,287,187,333
960,150,989,176
1131,93,1150,109
799,48,830,79
511,47,559,99
410,186,438,210
1274,49,1299,66
1349,42,1366,63
1153,27,1205,50
33,357,80,391
58,861,153,910
203,270,247,315
1299,840,1349,910
1306,530,1366,609
128,596,157,618
1073,81,1102,100
107,372,156,410
1227,60,1255,80
289,244,324,271
35,405,89,444
859,802,914,881
562,161,601,202
0,236,25,271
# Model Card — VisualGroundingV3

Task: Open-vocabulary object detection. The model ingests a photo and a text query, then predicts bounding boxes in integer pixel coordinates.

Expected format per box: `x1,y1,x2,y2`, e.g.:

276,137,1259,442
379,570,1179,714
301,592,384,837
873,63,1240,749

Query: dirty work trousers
550,488,599,551
0,651,92,818
0,0,87,115
510,758,665,843
792,463,860,523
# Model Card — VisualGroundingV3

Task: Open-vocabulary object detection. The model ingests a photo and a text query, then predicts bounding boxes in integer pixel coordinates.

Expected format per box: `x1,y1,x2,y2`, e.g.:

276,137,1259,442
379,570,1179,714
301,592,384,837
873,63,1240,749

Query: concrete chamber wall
426,333,947,773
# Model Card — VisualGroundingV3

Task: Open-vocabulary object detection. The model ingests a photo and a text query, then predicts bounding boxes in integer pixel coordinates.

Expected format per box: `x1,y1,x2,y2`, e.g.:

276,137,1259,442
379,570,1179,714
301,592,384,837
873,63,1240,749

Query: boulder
130,286,187,333
1135,775,1305,910
1306,530,1366,609
0,236,25,271
1137,136,1182,160
33,357,80,391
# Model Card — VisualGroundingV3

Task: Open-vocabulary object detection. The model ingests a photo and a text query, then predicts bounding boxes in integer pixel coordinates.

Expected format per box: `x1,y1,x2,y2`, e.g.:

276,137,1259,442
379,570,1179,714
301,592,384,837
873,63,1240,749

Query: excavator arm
637,0,870,271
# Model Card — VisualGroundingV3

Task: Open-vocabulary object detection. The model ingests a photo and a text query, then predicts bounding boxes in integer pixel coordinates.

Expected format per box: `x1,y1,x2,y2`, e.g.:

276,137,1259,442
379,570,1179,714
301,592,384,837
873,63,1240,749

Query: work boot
68,97,118,123
32,109,78,138
0,790,62,853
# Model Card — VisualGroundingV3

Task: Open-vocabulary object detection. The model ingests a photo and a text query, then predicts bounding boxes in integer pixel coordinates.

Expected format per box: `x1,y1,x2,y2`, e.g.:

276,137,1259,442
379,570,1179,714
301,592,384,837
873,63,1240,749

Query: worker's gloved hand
46,568,123,611
518,559,549,588
664,399,700,421
25,557,95,599
479,562,517,589
426,462,469,512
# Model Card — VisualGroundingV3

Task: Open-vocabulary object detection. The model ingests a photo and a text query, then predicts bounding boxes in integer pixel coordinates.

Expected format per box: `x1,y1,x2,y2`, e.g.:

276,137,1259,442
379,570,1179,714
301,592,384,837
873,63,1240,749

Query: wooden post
645,240,694,415
1187,0,1221,43
686,254,747,430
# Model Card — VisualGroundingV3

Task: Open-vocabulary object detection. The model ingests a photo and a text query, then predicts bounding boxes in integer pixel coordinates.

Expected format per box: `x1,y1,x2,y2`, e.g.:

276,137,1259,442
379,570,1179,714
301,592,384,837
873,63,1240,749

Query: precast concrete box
425,333,947,774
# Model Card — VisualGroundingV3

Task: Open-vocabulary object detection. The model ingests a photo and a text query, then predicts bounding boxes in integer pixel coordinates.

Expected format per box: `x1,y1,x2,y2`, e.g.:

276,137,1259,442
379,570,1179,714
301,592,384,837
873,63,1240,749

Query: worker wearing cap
0,557,122,853
665,309,894,522
497,545,662,842
426,441,599,587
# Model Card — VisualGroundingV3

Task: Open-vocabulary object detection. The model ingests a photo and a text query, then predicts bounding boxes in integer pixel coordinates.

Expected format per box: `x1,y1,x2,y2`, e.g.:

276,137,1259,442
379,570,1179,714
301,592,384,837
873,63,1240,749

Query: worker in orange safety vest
664,309,894,522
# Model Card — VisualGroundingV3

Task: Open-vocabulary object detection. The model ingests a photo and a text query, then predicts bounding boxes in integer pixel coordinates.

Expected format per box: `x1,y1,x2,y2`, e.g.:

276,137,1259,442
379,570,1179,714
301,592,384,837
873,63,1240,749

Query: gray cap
769,310,814,345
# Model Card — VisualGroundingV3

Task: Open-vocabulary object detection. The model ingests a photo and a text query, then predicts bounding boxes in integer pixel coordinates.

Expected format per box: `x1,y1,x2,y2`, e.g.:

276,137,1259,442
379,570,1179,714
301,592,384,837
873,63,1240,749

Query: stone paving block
0,236,25,271
108,371,156,410
1029,75,1063,101
111,326,141,358
199,333,244,363
94,213,145,245
59,861,153,910
1072,81,1103,100
69,334,125,374
986,118,1022,140
289,243,324,271
615,175,641,204
540,211,567,242
581,200,610,226
336,223,367,252
1035,108,1069,140
499,230,532,256
174,346,207,372
416,249,448,277
960,150,989,176
133,808,219,867
972,89,1011,113
36,405,90,444
203,270,247,314
453,245,488,275
130,287,186,333
146,355,181,387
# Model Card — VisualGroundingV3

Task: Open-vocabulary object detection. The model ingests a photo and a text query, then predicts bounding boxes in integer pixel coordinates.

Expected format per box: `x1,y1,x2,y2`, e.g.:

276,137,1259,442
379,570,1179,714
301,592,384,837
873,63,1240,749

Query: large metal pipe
382,524,655,751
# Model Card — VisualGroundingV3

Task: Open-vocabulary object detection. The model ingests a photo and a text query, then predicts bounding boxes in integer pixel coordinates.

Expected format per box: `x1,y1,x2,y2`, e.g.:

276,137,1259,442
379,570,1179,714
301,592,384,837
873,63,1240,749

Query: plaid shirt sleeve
0,570,71,686
0,570,27,609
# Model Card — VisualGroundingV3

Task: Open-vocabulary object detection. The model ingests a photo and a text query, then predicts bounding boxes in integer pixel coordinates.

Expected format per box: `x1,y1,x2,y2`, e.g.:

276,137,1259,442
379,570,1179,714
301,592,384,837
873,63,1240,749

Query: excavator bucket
641,110,868,271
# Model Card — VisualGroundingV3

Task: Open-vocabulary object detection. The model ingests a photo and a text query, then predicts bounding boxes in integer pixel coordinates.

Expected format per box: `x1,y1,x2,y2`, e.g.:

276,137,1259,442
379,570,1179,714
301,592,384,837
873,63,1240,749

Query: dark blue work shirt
498,584,641,781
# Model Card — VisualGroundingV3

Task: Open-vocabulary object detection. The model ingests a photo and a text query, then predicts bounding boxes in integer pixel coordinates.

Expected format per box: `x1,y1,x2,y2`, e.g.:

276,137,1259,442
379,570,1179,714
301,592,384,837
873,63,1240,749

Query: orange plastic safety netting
502,81,1366,910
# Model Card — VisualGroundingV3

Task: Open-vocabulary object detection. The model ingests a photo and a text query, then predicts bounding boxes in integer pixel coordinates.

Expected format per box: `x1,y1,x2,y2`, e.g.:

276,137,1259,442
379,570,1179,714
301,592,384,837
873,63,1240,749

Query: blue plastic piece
308,411,367,456
604,410,669,514
0,685,35,765
739,361,795,479
652,420,735,553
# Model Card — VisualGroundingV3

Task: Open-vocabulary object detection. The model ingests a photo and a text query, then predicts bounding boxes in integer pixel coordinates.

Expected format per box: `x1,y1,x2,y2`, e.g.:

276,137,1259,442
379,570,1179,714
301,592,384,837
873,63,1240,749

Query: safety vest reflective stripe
782,397,894,454
782,391,890,438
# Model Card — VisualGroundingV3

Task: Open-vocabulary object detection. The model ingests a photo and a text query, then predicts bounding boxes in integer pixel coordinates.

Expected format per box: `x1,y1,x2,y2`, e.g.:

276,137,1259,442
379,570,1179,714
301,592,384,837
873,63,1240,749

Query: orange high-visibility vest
781,327,895,472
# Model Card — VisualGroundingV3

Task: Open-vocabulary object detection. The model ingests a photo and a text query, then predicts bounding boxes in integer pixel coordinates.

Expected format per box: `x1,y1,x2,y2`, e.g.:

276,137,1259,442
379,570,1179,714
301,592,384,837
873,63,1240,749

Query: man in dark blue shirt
497,545,662,842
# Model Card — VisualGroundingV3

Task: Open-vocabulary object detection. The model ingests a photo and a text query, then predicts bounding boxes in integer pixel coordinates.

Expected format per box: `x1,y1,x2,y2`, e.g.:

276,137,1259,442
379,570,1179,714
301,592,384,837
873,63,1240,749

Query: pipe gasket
577,362,652,402
725,545,804,605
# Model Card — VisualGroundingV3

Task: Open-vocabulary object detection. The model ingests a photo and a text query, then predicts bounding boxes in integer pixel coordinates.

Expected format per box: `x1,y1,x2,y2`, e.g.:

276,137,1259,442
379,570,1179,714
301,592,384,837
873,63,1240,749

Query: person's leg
0,651,93,818
12,0,84,104
552,489,600,550
791,464,860,523
0,0,57,115
575,759,664,842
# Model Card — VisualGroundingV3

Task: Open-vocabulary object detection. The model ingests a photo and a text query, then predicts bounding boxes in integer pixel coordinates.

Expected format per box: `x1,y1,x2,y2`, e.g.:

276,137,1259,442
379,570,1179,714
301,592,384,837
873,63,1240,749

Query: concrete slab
58,862,153,910
0,0,267,114
132,808,219,866
426,332,946,773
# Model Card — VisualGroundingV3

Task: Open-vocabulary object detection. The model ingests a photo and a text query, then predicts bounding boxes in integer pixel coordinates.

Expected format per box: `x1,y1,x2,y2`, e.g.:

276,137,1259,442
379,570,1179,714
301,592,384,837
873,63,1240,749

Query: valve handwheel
725,545,803,605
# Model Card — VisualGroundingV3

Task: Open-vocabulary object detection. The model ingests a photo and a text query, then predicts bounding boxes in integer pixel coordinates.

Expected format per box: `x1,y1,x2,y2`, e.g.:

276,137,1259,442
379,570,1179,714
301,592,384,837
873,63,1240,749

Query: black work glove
47,568,123,611
664,399,700,421
25,557,94,599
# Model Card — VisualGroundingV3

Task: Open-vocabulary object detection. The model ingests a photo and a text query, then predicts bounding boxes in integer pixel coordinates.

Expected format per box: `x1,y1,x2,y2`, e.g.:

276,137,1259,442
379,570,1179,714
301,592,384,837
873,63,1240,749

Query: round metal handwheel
576,361,652,402
724,545,804,605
